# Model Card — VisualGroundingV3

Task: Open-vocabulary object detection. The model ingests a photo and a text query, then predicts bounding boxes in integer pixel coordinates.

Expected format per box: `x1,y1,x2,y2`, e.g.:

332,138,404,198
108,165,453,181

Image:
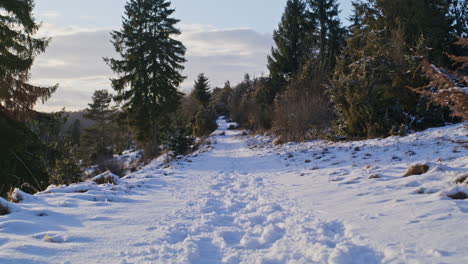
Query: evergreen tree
0,0,58,196
366,0,452,65
105,0,186,157
308,0,346,68
348,1,363,35
330,1,455,139
449,0,468,58
166,114,194,155
229,74,254,125
450,0,468,38
70,119,81,146
267,0,309,84
49,138,83,185
0,0,57,120
210,82,233,117
192,73,211,107
0,111,49,196
81,90,115,164
84,90,114,124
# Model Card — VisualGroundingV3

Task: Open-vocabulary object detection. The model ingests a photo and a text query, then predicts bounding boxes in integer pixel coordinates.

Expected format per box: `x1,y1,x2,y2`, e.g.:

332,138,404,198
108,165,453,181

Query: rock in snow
0,117,467,263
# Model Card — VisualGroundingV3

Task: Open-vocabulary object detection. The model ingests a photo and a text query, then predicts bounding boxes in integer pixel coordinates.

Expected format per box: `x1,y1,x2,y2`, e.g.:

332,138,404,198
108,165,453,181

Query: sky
31,0,353,112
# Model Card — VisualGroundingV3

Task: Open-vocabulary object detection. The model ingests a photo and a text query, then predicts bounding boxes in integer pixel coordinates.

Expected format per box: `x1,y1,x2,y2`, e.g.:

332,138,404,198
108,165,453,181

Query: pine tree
368,0,452,65
449,0,468,58
84,90,114,124
70,119,81,146
450,0,468,38
308,0,346,68
192,73,211,107
267,0,309,84
348,1,363,35
330,1,455,139
0,0,58,196
105,0,186,157
81,90,115,164
0,0,57,120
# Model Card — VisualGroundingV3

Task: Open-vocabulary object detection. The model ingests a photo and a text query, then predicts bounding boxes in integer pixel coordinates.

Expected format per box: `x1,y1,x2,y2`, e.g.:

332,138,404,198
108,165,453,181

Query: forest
0,0,467,197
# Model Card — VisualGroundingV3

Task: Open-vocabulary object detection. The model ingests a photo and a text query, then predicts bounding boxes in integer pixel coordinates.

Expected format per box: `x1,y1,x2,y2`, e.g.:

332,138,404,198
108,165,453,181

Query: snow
114,150,143,168
0,118,467,263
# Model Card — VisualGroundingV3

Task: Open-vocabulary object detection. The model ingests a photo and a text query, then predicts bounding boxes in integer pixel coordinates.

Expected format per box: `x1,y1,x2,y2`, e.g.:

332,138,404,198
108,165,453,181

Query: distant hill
61,111,96,134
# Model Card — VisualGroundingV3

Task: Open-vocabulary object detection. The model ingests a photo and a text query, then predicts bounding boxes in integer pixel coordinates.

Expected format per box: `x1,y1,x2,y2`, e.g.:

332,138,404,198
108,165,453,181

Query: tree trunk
152,122,159,157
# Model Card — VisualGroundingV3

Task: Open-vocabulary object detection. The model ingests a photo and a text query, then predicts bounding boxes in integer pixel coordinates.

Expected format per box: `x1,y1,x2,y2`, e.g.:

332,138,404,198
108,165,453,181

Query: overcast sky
31,0,352,112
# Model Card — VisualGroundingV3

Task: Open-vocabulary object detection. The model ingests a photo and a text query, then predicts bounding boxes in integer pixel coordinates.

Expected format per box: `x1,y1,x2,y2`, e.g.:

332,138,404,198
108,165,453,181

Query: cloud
32,24,273,112
36,10,62,18
37,23,111,37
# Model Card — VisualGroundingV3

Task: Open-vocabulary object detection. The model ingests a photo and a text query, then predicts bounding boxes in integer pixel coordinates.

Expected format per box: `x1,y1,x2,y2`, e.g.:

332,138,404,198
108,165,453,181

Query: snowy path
1,119,467,263
117,127,382,263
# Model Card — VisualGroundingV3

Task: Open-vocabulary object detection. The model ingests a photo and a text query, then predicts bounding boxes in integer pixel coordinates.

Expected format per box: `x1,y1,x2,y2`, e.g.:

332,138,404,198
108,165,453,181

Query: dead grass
273,135,286,146
454,173,468,185
403,164,429,177
7,188,21,203
92,172,119,185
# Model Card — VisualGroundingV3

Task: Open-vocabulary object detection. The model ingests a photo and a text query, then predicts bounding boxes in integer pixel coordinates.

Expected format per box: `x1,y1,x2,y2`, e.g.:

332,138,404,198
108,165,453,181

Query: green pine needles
0,0,57,120
105,0,186,157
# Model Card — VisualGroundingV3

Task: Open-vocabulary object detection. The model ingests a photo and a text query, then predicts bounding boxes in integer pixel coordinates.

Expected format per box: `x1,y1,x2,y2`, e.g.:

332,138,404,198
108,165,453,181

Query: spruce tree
84,90,114,124
368,0,452,65
267,0,309,84
308,0,346,68
330,1,455,139
348,1,363,35
449,0,468,58
0,0,57,120
450,0,468,38
0,0,58,196
81,90,115,164
70,119,81,146
105,0,186,157
192,73,211,108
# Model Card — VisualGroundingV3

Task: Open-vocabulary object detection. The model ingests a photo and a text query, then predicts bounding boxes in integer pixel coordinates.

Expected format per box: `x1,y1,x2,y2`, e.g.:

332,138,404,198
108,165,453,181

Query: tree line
0,0,218,197
223,0,467,141
0,0,467,197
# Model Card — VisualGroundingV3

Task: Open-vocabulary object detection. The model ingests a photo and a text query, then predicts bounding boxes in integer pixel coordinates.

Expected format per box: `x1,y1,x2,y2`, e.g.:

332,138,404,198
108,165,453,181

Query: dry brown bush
273,60,333,141
403,164,429,177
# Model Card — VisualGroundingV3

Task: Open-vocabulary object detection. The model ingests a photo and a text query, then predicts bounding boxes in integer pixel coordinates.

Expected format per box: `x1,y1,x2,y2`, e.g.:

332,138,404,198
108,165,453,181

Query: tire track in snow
119,125,384,264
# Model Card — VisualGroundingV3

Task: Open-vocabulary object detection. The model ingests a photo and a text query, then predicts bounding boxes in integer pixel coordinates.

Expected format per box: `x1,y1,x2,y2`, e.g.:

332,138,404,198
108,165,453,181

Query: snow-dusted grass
0,118,467,263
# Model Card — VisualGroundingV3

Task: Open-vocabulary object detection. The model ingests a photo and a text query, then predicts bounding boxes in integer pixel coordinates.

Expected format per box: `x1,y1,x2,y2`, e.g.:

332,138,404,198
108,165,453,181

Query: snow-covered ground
0,118,467,264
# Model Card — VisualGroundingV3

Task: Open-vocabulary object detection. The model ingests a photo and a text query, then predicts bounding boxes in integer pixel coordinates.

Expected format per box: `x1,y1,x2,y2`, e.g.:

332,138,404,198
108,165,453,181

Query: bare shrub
92,172,120,185
273,60,333,141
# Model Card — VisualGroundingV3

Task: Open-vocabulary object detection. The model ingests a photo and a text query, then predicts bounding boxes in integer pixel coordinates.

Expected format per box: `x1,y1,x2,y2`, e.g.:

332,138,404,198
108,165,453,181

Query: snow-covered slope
0,118,467,264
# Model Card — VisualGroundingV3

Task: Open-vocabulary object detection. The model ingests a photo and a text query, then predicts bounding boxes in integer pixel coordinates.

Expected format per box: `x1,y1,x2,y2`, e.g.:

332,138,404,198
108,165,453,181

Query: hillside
61,111,95,133
0,118,467,263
